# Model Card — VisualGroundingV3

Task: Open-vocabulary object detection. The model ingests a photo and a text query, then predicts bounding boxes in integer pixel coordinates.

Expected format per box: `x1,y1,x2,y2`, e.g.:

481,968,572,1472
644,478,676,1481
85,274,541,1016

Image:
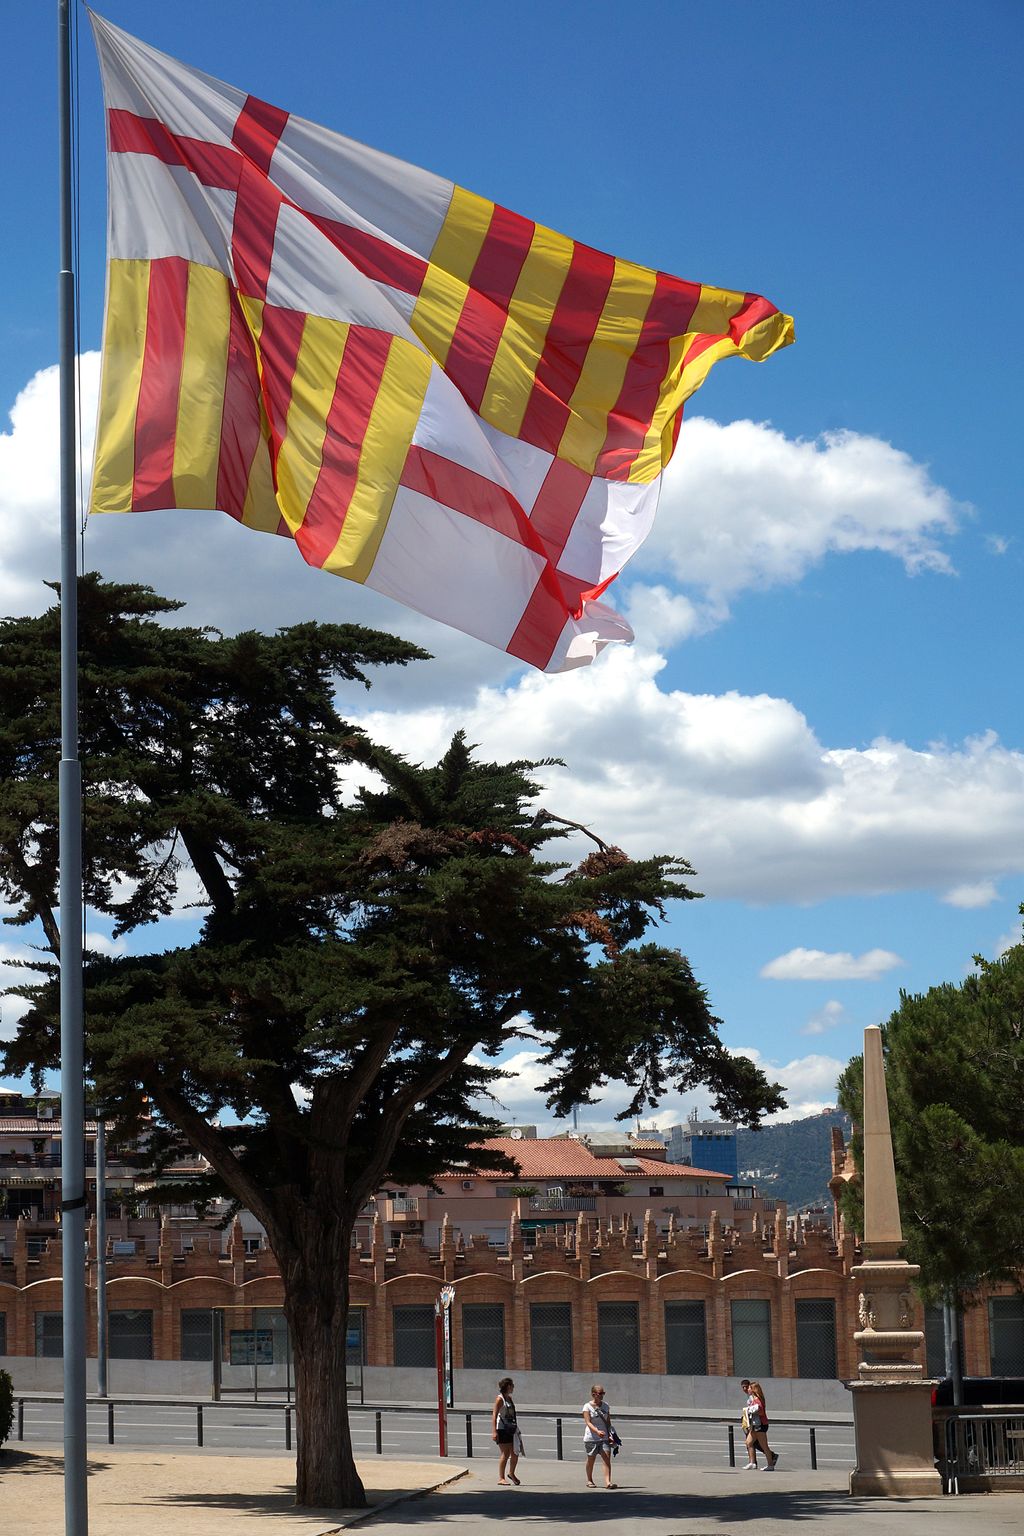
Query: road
11,1399,856,1469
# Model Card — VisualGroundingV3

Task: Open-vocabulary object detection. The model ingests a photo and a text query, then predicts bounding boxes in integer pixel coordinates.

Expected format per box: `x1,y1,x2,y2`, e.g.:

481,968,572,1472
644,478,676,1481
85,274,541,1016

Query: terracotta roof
438,1135,730,1182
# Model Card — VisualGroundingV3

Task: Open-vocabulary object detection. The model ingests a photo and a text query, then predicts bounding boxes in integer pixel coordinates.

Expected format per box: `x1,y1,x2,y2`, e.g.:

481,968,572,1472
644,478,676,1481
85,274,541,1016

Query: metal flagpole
96,1117,108,1398
57,1,89,1531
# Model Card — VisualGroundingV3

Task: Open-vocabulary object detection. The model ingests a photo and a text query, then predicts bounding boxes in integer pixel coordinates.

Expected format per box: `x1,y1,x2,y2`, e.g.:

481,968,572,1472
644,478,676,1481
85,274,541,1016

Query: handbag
512,1426,526,1457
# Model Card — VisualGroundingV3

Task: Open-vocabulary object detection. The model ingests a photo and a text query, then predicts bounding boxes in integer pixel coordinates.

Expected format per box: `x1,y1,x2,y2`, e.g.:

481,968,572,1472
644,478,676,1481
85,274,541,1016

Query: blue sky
1,1,1022,1132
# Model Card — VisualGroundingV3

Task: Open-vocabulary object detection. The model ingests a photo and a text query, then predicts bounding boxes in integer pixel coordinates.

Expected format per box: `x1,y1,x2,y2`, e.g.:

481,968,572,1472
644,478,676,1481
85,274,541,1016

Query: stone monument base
847,1379,943,1497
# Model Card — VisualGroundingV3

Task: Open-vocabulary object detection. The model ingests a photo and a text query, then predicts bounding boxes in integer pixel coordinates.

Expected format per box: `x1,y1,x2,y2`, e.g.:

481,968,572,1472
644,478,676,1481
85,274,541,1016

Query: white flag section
89,14,794,670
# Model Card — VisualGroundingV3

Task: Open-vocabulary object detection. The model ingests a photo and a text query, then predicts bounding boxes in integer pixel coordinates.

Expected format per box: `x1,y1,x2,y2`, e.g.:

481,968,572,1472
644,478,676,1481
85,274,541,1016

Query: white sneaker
743,1462,757,1470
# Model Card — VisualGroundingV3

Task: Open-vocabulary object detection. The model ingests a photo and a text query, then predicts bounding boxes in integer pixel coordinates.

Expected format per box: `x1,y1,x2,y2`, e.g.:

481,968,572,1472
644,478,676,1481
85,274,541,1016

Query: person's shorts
584,1439,607,1455
496,1427,516,1445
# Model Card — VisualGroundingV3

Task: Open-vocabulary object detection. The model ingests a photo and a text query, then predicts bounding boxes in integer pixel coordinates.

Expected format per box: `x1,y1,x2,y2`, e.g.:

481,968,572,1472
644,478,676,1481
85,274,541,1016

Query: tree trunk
284,1230,366,1509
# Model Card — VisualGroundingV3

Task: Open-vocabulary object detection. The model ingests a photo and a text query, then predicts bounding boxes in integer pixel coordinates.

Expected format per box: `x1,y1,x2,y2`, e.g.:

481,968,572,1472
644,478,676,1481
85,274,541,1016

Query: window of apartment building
180,1308,214,1361
34,1311,63,1358
598,1301,640,1374
648,1186,664,1197
664,1299,707,1374
795,1298,837,1378
462,1303,505,1370
347,1307,367,1365
730,1298,772,1379
0,1310,7,1356
990,1294,1024,1375
109,1309,153,1360
530,1302,573,1372
924,1304,946,1378
392,1304,437,1368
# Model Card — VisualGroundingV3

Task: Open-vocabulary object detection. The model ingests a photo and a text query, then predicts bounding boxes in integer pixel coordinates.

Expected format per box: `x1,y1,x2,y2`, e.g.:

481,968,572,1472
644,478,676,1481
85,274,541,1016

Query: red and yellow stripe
91,257,430,573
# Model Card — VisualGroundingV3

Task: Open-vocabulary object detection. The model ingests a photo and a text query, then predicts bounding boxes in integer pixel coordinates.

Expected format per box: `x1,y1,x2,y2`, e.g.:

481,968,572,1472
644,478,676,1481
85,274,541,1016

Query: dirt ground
0,1446,467,1534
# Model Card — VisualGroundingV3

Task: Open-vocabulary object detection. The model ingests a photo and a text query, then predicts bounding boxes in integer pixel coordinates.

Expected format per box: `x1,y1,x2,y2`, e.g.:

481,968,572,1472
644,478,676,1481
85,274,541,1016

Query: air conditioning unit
461,1180,473,1190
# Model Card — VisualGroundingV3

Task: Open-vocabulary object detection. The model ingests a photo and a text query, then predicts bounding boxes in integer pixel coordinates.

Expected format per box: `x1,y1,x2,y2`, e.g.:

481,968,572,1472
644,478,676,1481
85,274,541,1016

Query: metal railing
934,1406,1024,1492
529,1194,597,1212
9,1394,843,1469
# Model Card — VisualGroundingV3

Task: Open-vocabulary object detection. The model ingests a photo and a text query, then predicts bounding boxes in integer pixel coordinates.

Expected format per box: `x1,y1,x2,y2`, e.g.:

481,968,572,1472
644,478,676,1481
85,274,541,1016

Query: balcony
387,1197,420,1216
528,1193,597,1213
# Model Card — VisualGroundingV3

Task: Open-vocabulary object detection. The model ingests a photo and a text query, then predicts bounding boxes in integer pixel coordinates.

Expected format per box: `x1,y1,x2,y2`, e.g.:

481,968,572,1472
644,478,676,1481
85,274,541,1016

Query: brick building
2,1114,1021,1380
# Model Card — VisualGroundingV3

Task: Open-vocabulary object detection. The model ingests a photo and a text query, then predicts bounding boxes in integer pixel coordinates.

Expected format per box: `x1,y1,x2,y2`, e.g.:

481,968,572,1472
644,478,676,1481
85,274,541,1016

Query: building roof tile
437,1136,729,1182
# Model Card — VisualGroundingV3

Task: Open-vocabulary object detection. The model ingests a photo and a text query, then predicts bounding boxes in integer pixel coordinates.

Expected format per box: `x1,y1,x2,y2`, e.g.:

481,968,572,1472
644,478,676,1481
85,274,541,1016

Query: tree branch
147,1080,278,1237
3,844,60,956
342,1038,479,1212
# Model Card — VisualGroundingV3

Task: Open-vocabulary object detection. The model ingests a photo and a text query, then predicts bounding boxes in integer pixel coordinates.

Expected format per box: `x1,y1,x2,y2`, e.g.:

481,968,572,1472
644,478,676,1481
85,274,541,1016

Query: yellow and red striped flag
90,15,794,671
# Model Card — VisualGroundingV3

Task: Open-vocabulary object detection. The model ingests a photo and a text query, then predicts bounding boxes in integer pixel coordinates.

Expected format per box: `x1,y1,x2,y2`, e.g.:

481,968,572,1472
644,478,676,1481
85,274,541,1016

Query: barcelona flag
90,13,793,670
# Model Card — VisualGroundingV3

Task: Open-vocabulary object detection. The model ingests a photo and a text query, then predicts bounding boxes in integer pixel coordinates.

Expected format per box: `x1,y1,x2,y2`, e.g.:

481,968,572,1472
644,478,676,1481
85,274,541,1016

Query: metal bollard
197,1404,204,1447
556,1417,563,1461
465,1413,473,1458
728,1423,736,1467
375,1410,383,1454
18,1399,24,1440
285,1405,292,1451
809,1425,817,1470
107,1401,115,1445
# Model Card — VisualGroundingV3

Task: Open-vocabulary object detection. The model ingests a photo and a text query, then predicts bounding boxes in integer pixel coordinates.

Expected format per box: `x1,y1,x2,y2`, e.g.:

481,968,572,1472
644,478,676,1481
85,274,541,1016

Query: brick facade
1,1203,1015,1378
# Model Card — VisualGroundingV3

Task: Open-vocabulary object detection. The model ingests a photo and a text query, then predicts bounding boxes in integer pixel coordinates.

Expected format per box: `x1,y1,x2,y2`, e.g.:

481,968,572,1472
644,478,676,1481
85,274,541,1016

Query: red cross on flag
89,14,794,671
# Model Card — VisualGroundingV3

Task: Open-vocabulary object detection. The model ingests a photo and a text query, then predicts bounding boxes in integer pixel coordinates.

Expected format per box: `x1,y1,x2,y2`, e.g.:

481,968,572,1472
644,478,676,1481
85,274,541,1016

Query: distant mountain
736,1109,851,1211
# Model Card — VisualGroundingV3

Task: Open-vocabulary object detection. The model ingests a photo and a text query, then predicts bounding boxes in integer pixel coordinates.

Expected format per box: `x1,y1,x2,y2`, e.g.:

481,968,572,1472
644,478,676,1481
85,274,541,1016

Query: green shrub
0,1368,13,1450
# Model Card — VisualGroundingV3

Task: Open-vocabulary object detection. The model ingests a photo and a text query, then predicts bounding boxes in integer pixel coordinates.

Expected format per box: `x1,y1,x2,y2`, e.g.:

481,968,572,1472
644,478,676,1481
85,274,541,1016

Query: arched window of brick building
989,1295,1024,1375
530,1302,572,1371
795,1298,837,1378
665,1300,707,1374
393,1304,436,1367
731,1299,772,1379
462,1303,505,1370
598,1301,640,1373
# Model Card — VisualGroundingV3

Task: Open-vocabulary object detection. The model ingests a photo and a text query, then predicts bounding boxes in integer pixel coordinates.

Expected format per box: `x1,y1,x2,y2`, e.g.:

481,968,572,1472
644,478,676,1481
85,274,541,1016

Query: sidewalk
0,1447,469,1535
2,1448,1022,1535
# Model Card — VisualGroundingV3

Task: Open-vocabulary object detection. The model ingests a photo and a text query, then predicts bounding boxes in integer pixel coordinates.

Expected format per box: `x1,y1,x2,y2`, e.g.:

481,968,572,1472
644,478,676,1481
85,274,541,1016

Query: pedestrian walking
583,1384,617,1488
492,1376,522,1485
741,1379,779,1471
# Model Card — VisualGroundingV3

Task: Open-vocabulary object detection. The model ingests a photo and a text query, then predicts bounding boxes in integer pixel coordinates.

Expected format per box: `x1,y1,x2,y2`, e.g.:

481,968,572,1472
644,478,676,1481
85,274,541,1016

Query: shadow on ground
366,1481,965,1527
1,1450,113,1477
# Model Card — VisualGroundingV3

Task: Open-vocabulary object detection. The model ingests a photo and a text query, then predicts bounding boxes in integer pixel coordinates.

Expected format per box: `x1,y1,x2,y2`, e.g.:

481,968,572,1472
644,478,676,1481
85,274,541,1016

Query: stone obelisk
847,1025,942,1496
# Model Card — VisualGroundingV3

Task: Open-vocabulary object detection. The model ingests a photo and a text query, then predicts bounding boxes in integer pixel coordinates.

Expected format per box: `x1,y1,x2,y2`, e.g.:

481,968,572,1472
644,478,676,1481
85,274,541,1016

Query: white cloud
942,880,999,909
801,999,847,1036
995,922,1024,960
0,941,36,1043
351,647,1024,905
622,584,719,650
645,417,965,608
736,1049,846,1123
474,1044,844,1136
761,947,903,981
985,534,1010,556
4,360,1021,910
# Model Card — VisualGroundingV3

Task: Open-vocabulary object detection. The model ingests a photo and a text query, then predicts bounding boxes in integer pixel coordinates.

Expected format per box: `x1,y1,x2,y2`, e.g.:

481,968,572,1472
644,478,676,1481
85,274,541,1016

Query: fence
8,1396,840,1468
934,1407,1024,1493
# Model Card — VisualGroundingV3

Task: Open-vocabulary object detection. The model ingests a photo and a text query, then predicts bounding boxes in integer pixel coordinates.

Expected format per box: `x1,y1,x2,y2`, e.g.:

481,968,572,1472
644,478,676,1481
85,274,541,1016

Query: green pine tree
1,575,785,1507
837,937,1024,1309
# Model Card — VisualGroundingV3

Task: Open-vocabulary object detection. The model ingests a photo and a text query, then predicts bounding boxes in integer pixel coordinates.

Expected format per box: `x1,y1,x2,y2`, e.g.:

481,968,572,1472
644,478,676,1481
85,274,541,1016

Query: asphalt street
358,1463,1024,1536
11,1400,856,1470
